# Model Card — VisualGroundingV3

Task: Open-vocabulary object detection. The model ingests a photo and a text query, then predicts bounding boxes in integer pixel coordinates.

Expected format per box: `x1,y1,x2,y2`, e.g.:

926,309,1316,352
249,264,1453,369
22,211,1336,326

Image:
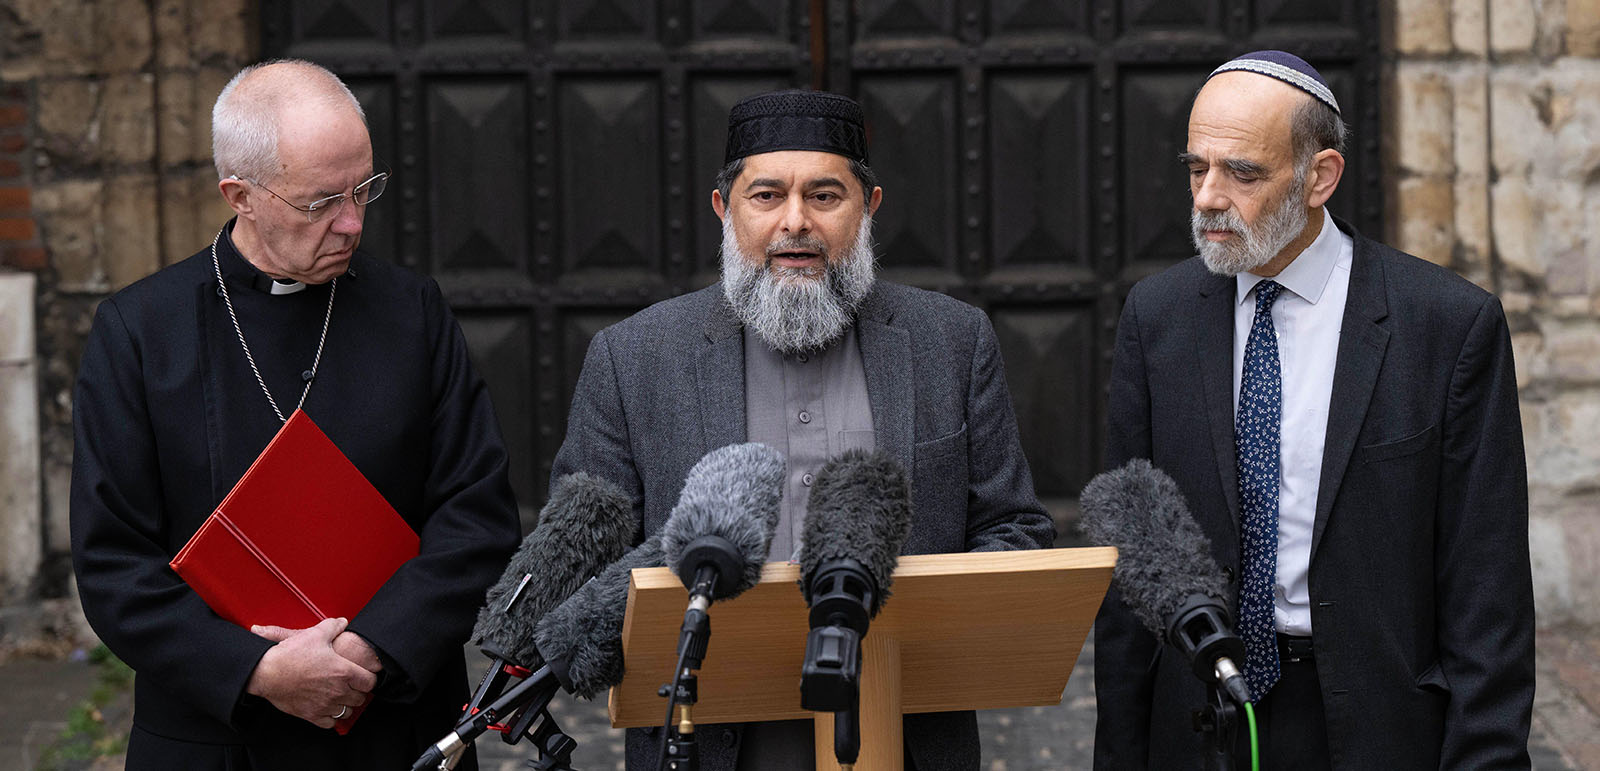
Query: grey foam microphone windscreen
533,536,666,699
660,442,785,597
1078,458,1229,637
797,449,913,615
472,472,637,666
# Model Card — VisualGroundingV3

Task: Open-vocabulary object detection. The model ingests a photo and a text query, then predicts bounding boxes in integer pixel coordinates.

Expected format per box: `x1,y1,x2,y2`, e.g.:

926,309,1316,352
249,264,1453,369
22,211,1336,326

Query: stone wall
1390,0,1600,624
0,1,1594,628
0,0,252,615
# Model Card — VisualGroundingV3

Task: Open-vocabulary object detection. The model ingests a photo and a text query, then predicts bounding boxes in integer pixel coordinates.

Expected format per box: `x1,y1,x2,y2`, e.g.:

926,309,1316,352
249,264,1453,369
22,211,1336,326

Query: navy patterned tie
1236,279,1283,702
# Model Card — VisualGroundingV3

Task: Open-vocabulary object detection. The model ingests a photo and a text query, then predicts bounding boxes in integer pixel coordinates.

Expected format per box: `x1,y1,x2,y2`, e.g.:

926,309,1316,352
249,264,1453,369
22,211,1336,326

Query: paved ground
5,626,1592,770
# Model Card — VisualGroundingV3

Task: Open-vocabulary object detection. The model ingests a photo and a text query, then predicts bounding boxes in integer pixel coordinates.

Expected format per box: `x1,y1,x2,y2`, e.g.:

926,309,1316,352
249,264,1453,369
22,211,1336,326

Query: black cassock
70,220,522,769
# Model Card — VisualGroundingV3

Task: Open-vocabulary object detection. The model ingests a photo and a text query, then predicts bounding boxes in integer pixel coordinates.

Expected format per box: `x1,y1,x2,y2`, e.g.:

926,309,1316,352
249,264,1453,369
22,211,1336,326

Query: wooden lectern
610,547,1116,770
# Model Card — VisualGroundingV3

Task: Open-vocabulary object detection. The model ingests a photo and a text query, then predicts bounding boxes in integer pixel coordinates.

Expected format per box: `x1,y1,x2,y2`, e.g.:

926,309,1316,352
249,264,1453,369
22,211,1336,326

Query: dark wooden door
264,0,1382,526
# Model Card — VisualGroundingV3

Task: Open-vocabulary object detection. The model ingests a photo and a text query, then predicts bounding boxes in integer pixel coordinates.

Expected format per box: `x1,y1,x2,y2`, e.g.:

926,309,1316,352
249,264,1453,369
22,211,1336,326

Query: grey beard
1192,173,1310,277
720,214,877,354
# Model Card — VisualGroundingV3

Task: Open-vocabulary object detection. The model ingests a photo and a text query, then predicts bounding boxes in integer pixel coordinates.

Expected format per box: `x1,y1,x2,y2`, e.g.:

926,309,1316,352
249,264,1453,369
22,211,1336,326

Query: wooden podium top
609,546,1116,728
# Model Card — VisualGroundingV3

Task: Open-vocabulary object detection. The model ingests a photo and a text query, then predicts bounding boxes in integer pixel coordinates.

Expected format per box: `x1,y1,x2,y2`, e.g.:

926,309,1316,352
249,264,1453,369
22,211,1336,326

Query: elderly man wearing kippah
549,90,1055,770
1094,50,1534,769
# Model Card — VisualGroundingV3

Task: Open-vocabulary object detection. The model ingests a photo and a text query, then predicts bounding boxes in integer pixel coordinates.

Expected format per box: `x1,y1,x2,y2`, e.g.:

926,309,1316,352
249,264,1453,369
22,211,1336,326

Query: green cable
1244,701,1260,771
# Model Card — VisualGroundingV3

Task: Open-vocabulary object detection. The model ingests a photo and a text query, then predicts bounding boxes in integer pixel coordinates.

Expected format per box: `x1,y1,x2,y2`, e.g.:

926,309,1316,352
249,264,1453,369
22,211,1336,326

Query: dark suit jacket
70,229,522,770
1094,218,1534,770
551,280,1055,770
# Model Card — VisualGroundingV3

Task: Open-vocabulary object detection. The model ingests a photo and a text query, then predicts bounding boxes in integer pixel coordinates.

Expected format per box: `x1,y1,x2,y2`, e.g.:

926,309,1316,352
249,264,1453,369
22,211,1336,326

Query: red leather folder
170,409,419,733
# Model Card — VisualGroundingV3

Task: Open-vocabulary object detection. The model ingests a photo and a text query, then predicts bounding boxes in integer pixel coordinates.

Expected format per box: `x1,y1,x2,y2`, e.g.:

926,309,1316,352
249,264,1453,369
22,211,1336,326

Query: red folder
170,409,419,733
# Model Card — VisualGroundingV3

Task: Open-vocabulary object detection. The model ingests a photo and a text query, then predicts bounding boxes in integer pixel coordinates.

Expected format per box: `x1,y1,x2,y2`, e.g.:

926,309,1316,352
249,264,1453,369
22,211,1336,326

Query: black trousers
1234,636,1332,770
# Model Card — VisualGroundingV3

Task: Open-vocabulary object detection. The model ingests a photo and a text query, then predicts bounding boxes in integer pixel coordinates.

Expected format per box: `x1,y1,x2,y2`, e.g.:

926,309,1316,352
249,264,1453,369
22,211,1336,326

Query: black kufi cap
724,89,868,165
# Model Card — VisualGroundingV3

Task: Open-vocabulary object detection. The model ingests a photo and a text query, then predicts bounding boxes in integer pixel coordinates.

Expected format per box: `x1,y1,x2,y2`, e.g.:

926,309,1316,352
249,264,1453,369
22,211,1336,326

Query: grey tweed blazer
550,280,1055,770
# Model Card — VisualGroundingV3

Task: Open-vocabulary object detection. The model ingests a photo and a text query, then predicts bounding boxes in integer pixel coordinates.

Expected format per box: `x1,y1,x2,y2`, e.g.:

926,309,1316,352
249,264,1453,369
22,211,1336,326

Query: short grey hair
211,59,366,182
1290,96,1347,163
714,156,879,208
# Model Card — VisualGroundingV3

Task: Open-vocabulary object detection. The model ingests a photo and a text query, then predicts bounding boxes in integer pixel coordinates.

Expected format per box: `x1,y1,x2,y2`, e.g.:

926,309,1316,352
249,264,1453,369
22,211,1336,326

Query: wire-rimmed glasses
231,169,390,223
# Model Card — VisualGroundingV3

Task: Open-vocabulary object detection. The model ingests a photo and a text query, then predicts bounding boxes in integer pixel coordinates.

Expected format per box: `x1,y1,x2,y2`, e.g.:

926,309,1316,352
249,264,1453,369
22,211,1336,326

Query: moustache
764,235,830,264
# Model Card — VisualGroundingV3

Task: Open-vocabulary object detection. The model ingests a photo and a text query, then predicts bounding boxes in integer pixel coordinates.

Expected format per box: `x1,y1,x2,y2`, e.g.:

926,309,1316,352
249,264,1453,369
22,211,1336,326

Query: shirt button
798,410,811,424
802,473,814,486
797,354,808,363
1222,566,1236,583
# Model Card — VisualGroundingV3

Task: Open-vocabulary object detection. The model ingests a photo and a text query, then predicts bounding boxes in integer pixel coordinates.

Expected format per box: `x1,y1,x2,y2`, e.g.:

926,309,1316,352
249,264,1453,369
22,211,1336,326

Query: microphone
534,535,667,698
413,537,665,770
659,442,785,670
795,450,913,765
1078,458,1253,707
460,473,635,737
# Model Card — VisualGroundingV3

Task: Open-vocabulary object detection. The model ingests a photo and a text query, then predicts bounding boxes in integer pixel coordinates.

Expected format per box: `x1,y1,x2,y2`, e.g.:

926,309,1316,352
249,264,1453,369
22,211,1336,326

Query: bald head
212,59,367,183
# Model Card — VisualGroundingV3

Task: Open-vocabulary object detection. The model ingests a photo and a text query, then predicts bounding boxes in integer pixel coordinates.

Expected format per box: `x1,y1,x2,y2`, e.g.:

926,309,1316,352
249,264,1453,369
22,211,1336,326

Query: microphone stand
1192,685,1238,771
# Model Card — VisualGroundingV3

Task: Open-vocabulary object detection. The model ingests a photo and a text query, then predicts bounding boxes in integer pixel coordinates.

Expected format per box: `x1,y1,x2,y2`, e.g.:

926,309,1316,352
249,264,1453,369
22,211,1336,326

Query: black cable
655,642,692,771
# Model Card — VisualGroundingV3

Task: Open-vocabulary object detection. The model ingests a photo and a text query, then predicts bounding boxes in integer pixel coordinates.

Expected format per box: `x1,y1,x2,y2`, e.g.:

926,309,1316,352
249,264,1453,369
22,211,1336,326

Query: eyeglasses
231,170,390,223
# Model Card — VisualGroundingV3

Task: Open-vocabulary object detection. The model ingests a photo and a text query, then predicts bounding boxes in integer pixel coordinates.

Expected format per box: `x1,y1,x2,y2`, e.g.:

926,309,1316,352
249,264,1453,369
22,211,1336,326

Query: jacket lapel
697,292,747,453
1312,220,1390,560
855,285,915,481
1197,273,1242,525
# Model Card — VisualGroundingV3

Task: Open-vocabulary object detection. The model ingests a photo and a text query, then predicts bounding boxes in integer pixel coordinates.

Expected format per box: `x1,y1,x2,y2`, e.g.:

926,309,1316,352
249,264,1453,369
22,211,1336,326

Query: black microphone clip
1166,593,1252,707
800,558,875,712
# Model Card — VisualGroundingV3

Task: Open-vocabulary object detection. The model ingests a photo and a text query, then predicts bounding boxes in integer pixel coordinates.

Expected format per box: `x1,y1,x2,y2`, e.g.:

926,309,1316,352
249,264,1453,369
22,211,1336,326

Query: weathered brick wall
0,0,251,621
1390,0,1600,624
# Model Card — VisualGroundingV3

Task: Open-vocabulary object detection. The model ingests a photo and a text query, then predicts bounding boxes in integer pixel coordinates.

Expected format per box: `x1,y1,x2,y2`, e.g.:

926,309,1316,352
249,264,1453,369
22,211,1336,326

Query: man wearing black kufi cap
1094,51,1534,769
550,90,1055,769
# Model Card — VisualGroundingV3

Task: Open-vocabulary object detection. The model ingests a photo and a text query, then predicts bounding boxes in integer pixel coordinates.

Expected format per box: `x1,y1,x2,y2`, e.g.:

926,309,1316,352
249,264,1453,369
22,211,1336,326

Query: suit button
721,728,737,747
1222,566,1236,583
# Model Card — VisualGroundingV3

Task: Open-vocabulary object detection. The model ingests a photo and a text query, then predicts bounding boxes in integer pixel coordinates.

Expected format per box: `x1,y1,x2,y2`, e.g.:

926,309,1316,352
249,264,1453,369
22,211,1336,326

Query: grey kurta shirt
744,324,876,562
740,324,875,767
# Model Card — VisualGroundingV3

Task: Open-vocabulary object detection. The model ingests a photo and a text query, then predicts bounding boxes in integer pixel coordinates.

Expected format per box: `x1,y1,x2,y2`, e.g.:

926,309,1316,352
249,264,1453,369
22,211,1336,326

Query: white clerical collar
269,278,308,295
1237,207,1340,306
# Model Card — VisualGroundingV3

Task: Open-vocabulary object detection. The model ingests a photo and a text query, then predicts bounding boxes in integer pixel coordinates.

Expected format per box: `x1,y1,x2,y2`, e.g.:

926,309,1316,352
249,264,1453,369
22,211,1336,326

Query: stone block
1552,64,1600,180
0,272,33,362
1452,0,1487,55
1453,173,1491,270
102,173,160,290
1556,505,1600,625
1573,0,1600,56
34,79,100,163
101,73,157,165
153,0,194,70
1525,392,1600,500
0,273,40,601
31,179,105,293
1510,329,1539,387
94,0,153,73
5,0,96,79
1451,70,1488,178
195,67,233,172
1538,182,1590,297
1528,513,1572,624
1489,0,1537,53
1489,72,1548,178
1394,0,1453,55
1491,176,1539,279
1395,176,1455,266
1545,319,1600,382
193,0,256,65
1394,65,1454,175
157,71,197,166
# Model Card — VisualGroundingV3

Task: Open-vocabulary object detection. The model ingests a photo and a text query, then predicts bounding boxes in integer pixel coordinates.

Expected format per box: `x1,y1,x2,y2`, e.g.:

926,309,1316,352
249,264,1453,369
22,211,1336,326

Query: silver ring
333,705,349,720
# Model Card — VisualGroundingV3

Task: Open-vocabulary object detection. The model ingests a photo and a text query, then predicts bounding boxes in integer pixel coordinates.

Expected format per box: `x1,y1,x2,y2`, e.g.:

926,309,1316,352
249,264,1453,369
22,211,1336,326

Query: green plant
36,645,133,771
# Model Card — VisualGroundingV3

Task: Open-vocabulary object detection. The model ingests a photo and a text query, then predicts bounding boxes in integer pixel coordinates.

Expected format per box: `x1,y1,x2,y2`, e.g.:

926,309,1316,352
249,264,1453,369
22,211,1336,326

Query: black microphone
659,442,785,670
460,473,635,739
1078,458,1253,707
413,537,665,770
795,450,913,765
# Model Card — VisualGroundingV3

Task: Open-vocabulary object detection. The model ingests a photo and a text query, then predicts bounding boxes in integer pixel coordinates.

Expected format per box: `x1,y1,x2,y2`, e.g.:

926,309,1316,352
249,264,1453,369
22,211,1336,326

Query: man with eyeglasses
69,59,520,770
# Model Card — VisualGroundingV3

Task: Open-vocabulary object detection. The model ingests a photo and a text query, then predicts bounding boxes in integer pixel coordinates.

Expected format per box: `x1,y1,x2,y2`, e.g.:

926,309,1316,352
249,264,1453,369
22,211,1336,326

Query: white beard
719,213,877,354
1192,174,1310,277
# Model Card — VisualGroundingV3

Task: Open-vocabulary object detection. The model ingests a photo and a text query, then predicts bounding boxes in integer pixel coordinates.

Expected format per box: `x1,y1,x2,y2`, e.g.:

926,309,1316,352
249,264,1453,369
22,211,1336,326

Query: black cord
655,643,693,771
